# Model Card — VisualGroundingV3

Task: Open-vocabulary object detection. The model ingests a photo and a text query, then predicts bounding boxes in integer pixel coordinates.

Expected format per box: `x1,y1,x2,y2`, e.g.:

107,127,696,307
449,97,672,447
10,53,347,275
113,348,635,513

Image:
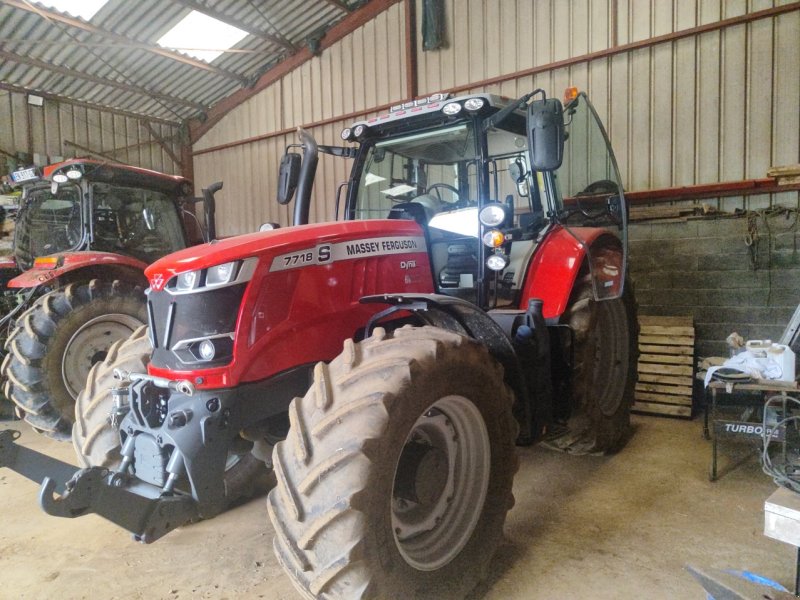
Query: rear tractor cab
0,159,218,439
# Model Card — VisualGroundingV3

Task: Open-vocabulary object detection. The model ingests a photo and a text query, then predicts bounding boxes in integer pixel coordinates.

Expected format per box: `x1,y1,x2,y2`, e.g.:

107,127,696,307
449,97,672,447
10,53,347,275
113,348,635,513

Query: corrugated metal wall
193,0,800,236
0,88,182,175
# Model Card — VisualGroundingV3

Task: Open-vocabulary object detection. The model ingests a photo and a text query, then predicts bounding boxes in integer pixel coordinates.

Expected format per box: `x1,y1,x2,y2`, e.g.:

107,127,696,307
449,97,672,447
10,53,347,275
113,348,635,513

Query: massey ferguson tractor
0,88,636,599
0,159,218,439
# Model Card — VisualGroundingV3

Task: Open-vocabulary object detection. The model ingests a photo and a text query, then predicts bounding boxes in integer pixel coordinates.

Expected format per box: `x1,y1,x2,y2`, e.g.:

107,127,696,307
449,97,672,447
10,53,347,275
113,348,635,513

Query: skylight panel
157,11,248,63
35,0,108,21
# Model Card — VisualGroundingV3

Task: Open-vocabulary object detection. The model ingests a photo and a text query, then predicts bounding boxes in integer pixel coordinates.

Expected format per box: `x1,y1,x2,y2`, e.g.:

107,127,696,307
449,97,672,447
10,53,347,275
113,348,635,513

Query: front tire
72,326,267,506
2,279,146,439
268,326,518,600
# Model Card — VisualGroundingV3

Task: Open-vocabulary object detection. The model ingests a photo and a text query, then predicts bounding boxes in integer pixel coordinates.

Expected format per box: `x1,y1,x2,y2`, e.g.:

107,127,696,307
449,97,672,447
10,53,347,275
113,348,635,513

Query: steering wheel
568,180,621,221
426,183,461,204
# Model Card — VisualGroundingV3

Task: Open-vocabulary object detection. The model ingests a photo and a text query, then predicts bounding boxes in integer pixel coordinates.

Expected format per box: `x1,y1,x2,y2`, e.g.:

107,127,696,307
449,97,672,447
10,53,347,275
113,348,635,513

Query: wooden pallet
633,316,695,418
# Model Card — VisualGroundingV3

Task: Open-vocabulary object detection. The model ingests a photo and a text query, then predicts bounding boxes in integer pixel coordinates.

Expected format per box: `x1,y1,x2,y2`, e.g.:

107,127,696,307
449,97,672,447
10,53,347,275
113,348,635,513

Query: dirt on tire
268,325,518,600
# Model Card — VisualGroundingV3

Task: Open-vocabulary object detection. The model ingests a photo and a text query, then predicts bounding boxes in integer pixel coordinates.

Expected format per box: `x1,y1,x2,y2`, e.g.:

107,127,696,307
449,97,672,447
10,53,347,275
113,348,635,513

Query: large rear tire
268,326,518,600
72,326,268,505
2,279,146,439
550,274,637,454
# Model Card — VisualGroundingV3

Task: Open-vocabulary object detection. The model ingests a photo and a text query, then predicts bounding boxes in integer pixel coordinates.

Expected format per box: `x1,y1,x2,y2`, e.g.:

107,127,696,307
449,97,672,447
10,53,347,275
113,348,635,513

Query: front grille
148,282,248,370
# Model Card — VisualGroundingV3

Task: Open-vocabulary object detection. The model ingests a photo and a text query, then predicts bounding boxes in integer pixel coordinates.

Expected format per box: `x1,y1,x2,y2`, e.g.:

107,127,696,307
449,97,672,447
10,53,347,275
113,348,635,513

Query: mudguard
7,251,148,289
519,225,623,320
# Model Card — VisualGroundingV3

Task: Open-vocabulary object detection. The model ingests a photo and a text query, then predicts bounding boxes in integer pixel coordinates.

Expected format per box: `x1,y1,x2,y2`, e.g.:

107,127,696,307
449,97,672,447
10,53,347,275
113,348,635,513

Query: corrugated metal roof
0,0,361,124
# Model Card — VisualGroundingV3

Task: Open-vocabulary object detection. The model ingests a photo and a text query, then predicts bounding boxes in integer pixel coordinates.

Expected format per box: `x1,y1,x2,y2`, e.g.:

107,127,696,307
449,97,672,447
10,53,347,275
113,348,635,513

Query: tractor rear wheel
73,326,268,505
268,326,518,600
551,274,637,454
2,279,146,440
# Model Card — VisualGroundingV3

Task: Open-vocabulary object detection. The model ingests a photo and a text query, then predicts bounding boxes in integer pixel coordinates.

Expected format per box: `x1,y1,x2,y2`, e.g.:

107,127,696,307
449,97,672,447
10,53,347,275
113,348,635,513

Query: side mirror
527,98,565,172
277,153,301,205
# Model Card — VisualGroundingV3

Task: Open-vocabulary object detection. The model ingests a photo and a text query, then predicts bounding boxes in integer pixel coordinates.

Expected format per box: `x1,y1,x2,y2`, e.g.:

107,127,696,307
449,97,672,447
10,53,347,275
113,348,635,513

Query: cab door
551,92,628,301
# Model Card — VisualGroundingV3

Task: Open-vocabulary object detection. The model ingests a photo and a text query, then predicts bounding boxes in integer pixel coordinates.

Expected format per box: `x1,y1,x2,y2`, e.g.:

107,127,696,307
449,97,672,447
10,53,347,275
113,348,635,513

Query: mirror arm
483,89,544,132
201,181,221,241
293,128,319,226
319,145,357,159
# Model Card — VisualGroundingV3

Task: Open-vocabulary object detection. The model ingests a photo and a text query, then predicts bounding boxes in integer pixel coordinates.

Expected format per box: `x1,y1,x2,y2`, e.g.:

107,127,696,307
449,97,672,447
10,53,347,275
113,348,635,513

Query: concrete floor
0,414,792,600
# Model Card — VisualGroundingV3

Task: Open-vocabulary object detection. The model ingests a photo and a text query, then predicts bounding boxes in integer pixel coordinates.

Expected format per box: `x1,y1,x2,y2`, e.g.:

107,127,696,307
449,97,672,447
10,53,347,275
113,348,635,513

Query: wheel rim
62,313,143,400
391,395,491,571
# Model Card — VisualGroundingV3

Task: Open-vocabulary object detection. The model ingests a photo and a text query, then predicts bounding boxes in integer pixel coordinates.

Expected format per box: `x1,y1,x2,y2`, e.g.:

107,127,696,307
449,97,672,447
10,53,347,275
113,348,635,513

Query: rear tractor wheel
268,325,518,600
2,279,146,439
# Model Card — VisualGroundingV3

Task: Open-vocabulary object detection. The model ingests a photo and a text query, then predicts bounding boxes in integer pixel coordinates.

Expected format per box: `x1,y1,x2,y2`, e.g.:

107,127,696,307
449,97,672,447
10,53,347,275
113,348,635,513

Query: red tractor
0,160,218,439
1,89,636,599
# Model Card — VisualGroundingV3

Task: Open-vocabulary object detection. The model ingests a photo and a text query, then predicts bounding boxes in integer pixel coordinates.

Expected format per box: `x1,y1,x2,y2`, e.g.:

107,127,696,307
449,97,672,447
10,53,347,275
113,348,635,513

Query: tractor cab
285,88,628,316
8,159,195,271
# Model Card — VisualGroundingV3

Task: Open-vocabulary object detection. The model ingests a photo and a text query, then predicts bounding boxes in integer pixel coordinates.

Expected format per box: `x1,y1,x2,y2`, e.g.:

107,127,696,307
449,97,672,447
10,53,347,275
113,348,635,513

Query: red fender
7,251,148,288
519,225,623,320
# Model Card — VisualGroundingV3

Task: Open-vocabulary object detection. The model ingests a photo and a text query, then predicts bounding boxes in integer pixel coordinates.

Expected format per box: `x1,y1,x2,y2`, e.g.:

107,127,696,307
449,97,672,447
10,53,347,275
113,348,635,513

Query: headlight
65,168,82,180
206,261,237,286
464,98,485,111
340,127,352,141
487,253,509,271
479,203,507,227
482,230,505,248
52,173,68,183
176,270,199,291
166,257,258,294
442,102,462,116
353,124,367,138
198,339,216,361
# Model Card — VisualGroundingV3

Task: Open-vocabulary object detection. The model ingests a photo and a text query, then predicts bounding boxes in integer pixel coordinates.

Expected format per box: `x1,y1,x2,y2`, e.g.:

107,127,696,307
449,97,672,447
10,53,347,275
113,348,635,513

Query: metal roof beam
189,0,403,142
3,0,249,84
0,49,205,113
143,121,183,169
169,0,296,53
321,0,352,12
0,82,182,126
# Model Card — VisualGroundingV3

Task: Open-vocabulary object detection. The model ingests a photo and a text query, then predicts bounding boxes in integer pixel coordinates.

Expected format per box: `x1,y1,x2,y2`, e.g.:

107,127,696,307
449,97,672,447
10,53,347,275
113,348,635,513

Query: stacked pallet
633,316,695,417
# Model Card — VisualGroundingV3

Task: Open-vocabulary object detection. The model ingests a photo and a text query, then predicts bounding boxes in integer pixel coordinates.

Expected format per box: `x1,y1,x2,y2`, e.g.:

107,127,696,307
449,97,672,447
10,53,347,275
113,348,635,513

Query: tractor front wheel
268,326,518,600
2,279,146,440
552,274,637,454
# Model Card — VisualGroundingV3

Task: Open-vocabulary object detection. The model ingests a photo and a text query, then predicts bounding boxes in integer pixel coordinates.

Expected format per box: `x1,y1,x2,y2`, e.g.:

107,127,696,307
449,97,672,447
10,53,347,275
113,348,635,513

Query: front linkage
0,365,284,542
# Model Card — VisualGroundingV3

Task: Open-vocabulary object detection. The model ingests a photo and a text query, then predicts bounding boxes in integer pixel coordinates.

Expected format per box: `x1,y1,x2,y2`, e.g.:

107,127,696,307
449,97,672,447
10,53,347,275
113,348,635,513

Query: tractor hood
145,219,425,292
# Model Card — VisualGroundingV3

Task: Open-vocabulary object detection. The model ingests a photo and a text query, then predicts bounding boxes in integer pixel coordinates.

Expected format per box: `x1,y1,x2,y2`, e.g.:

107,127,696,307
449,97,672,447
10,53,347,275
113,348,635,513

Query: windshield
352,119,548,237
91,183,186,263
15,184,82,268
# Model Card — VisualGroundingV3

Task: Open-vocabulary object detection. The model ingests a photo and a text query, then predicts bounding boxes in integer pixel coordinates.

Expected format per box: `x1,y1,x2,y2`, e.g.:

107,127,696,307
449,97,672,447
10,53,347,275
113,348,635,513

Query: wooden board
632,400,692,417
638,373,694,386
640,353,694,365
639,335,695,346
640,344,694,356
639,316,693,327
638,362,693,376
633,315,695,418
